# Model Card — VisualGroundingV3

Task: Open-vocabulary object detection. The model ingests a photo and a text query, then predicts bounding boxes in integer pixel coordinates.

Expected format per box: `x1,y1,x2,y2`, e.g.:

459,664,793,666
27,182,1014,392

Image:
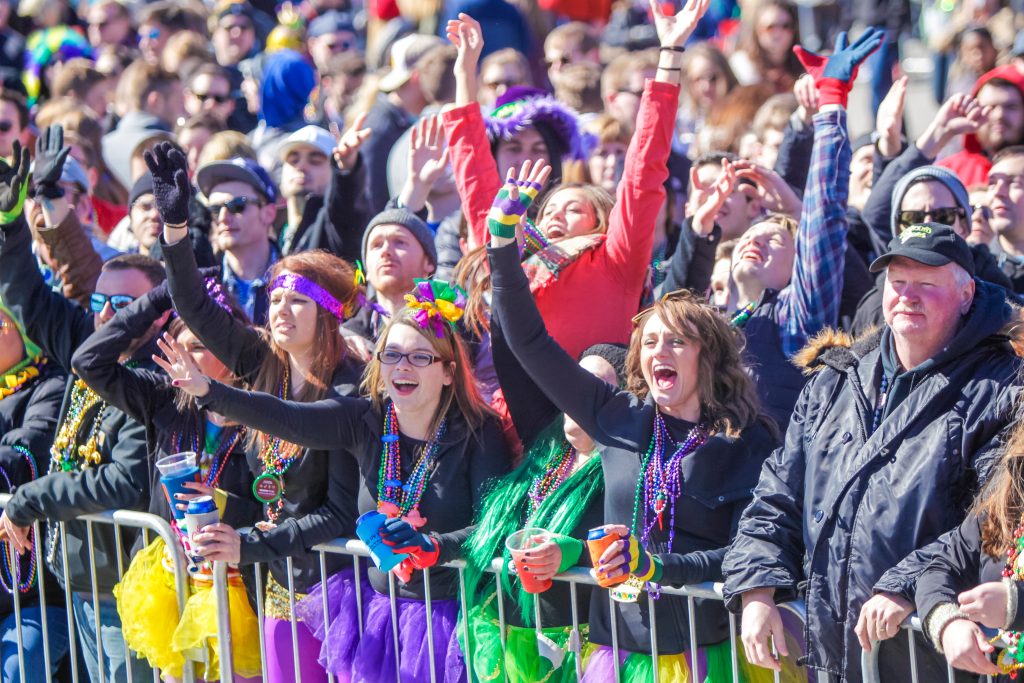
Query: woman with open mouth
487,159,796,682
158,278,510,683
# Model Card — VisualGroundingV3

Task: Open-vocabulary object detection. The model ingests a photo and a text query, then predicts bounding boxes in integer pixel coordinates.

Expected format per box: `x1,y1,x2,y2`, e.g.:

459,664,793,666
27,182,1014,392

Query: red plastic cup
587,526,628,587
506,528,552,594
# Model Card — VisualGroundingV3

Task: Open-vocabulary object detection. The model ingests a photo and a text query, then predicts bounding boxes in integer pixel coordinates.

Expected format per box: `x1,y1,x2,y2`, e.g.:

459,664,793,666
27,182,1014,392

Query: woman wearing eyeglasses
147,142,366,683
71,280,263,681
486,163,794,681
158,280,510,683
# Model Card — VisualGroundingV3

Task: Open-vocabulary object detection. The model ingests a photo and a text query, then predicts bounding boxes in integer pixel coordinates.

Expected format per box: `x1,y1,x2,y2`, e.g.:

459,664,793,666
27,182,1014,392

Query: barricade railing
208,535,812,683
0,492,195,683
862,614,997,683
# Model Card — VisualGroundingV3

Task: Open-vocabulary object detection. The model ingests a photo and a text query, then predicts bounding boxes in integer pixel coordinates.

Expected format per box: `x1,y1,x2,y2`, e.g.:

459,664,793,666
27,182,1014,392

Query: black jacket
70,290,262,530
280,155,371,263
161,234,366,593
196,382,510,600
489,241,777,654
0,215,151,594
723,280,1022,680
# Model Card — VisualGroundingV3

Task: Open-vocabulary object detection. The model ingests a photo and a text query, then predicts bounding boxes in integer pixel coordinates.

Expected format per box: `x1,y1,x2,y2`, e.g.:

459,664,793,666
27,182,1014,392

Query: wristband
550,534,583,574
656,67,681,72
659,46,686,53
164,220,187,229
816,77,850,108
0,178,28,224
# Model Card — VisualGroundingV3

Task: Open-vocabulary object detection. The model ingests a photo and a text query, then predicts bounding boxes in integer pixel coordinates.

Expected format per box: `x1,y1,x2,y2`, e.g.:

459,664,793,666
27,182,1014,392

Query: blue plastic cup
156,452,200,520
356,511,409,572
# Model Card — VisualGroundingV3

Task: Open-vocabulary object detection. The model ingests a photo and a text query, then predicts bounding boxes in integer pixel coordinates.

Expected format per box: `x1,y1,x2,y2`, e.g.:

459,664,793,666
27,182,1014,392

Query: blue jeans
70,593,150,683
0,605,70,683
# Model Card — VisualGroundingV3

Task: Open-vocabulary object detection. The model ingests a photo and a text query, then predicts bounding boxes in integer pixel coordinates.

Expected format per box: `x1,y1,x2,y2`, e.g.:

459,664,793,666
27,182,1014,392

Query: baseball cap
278,125,336,161
195,157,278,204
308,10,356,39
378,34,444,93
869,222,975,277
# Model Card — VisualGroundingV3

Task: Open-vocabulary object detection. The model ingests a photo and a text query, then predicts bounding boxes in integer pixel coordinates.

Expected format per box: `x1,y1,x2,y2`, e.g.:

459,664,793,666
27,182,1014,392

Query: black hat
128,172,154,207
869,222,975,277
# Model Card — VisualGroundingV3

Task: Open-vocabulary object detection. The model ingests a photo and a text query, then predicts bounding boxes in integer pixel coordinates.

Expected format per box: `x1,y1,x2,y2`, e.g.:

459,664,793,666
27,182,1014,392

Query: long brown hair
248,250,361,446
625,290,767,438
977,420,1024,558
361,308,493,437
736,0,803,94
452,246,491,339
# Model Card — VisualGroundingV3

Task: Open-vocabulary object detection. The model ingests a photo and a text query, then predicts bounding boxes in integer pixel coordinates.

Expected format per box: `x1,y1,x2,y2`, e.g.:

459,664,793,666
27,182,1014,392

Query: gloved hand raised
33,125,70,200
0,140,29,224
143,141,191,226
792,27,884,108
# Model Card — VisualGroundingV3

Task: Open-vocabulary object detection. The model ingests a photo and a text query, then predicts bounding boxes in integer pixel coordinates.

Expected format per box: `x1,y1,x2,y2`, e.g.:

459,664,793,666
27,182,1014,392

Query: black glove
0,140,30,223
33,125,70,200
143,141,191,226
146,279,173,312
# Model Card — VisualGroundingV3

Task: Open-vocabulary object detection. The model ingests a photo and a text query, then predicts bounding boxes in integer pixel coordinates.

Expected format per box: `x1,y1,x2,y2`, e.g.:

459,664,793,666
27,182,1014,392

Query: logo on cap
900,224,933,243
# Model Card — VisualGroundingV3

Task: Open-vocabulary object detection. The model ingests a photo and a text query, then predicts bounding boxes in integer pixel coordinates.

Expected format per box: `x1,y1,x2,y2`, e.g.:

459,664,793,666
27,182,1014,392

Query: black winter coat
723,279,1022,681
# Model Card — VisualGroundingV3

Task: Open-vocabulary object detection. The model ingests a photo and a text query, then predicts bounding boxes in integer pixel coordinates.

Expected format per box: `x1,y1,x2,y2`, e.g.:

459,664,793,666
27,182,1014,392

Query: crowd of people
2,0,1024,681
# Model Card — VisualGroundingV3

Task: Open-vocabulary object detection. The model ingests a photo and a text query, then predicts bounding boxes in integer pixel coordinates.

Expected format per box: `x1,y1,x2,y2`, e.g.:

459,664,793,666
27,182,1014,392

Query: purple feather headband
270,273,347,321
486,96,585,161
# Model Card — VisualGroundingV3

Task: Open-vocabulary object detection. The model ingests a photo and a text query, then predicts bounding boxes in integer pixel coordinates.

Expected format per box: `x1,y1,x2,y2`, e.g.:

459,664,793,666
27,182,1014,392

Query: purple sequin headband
269,273,347,321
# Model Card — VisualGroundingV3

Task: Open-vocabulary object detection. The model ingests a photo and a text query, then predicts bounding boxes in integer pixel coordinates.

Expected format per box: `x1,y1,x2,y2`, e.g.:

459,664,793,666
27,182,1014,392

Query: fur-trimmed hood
794,280,1024,375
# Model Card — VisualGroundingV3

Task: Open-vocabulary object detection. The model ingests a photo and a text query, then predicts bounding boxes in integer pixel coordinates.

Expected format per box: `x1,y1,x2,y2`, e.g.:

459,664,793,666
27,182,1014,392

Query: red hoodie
938,65,1024,188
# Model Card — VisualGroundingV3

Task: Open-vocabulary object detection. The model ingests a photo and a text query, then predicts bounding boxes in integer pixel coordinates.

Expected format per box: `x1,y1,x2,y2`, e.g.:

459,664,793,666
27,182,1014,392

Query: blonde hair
196,131,256,167
535,183,614,236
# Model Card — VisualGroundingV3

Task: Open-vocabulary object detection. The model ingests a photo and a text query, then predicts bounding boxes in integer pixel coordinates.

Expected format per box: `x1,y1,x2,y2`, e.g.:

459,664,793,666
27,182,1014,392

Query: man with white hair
724,222,1022,681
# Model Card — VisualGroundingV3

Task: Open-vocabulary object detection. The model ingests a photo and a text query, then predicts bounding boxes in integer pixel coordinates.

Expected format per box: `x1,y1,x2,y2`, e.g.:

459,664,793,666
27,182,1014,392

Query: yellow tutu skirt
113,539,262,680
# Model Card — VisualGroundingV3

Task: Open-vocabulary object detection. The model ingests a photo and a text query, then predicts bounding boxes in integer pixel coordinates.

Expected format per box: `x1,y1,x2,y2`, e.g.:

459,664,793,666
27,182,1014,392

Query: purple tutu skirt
295,569,466,683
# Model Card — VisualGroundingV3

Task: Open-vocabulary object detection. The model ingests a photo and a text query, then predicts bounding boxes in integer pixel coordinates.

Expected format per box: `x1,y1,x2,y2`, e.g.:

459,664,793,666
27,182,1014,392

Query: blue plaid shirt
776,108,851,357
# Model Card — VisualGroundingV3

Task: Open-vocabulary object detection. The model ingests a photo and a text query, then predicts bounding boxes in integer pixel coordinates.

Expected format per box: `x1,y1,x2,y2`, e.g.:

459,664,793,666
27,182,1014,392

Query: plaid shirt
776,108,851,357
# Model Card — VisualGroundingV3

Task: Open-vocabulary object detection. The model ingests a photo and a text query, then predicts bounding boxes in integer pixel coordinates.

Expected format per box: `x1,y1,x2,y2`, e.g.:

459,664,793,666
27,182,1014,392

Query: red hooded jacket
938,65,1024,188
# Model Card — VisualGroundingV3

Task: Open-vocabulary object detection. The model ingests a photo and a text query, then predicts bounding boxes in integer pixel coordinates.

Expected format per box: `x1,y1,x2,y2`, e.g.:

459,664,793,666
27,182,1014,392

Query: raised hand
793,74,819,125
734,161,801,219
793,27,884,108
691,158,737,237
33,124,70,199
0,140,30,223
409,114,450,189
143,141,191,226
487,159,551,242
650,0,710,48
334,111,372,170
876,76,908,157
446,13,483,105
153,332,210,397
917,93,988,160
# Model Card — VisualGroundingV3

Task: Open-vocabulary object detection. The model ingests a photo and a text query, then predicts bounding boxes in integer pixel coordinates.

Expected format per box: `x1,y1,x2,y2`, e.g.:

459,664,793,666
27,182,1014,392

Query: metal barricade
862,614,997,683
209,536,811,683
0,493,195,683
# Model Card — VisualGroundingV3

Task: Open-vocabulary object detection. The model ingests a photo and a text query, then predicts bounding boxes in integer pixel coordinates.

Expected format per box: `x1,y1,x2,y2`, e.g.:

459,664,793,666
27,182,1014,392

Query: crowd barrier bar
205,536,812,683
0,493,196,683
862,614,997,683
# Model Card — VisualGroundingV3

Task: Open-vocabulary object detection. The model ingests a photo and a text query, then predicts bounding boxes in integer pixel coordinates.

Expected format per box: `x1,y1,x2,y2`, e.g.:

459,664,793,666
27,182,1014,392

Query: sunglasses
898,207,965,228
545,56,571,68
0,318,11,332
764,22,794,31
90,293,135,313
208,196,261,216
195,92,232,105
143,28,160,41
377,349,442,367
630,289,700,326
0,121,14,133
220,20,253,32
973,204,994,220
325,40,354,52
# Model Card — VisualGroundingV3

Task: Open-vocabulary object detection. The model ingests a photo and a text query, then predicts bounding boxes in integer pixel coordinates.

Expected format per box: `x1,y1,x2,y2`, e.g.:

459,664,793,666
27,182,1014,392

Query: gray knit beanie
361,208,438,266
890,165,973,234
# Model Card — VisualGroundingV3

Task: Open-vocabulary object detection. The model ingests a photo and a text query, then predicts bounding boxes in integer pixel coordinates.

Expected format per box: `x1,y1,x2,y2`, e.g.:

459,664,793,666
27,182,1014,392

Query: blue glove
793,27,884,106
380,517,439,569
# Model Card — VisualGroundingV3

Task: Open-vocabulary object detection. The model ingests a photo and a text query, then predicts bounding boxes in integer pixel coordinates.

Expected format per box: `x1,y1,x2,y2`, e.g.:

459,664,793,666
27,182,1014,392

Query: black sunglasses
90,293,135,313
377,349,442,367
208,196,261,216
898,207,965,228
0,121,14,133
196,92,232,105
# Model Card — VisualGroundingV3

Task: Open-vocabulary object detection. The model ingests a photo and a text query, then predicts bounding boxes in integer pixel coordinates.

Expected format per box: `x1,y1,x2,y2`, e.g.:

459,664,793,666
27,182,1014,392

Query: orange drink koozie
587,527,627,587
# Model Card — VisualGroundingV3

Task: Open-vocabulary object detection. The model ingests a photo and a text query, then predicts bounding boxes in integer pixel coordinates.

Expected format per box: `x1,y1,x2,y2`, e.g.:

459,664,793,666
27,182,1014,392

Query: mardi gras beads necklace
252,366,303,520
0,445,38,594
376,401,447,529
0,358,46,400
998,522,1024,677
528,442,576,515
729,302,757,328
171,423,244,488
50,379,107,472
631,412,709,548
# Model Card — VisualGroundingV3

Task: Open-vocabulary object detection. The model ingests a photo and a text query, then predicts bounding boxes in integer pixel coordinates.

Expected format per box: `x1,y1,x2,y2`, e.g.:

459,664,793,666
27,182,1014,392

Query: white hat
278,125,336,160
378,34,444,93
